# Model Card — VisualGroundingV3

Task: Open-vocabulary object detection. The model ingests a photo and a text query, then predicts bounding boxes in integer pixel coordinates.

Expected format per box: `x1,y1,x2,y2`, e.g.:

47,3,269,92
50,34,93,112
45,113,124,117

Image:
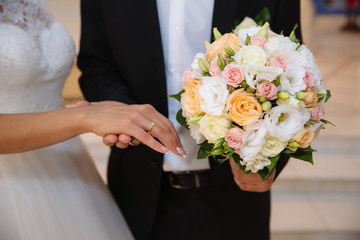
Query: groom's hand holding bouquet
170,14,332,189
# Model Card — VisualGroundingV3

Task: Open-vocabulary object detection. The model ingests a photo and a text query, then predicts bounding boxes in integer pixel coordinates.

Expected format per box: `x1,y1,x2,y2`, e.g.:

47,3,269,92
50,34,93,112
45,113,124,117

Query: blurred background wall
50,0,360,239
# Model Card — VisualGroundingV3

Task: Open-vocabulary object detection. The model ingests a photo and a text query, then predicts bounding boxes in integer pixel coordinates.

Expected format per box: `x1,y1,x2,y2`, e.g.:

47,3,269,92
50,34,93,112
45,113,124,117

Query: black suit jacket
78,1,301,239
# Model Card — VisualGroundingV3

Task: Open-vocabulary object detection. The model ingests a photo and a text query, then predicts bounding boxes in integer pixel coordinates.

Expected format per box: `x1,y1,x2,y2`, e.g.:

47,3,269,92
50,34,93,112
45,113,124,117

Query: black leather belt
166,170,212,189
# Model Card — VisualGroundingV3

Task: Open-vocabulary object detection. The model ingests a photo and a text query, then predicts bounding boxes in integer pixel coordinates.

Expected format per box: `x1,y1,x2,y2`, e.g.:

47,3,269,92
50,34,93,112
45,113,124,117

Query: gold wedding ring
147,122,156,135
128,140,136,146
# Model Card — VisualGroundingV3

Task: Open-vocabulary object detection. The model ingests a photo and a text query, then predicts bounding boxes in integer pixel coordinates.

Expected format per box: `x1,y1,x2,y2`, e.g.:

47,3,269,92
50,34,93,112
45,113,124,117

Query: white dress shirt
156,0,215,171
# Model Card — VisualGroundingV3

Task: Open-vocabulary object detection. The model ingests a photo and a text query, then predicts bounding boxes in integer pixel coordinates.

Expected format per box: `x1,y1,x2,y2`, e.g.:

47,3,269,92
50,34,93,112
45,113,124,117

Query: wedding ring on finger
147,122,156,135
128,140,136,147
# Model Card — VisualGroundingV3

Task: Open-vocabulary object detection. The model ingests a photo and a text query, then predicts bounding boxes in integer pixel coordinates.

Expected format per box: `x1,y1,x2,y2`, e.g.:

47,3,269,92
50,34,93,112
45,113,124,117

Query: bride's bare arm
0,104,185,156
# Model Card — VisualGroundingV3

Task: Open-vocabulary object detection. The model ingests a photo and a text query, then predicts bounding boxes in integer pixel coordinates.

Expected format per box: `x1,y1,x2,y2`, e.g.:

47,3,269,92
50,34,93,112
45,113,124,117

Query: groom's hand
229,158,275,192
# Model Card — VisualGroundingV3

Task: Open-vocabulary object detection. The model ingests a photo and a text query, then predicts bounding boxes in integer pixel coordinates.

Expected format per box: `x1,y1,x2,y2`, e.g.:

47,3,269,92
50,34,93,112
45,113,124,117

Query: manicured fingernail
160,146,169,154
176,146,187,158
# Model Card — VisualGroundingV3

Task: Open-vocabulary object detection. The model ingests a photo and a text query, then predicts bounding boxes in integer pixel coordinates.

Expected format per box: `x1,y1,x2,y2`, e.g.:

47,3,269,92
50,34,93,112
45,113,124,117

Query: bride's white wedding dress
0,1,133,239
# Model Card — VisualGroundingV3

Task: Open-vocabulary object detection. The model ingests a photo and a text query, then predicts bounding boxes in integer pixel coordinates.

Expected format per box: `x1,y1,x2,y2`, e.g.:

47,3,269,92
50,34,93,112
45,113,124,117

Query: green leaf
197,141,214,159
232,153,250,175
266,154,281,172
320,119,336,127
254,7,271,26
282,146,316,165
325,90,331,102
168,89,185,102
176,109,189,130
258,168,269,181
245,34,251,46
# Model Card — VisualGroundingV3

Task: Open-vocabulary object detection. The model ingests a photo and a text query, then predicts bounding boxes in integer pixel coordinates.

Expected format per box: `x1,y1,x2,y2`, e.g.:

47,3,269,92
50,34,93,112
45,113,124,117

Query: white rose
189,122,205,144
240,154,271,173
233,45,268,66
198,114,231,143
280,66,307,95
264,104,310,142
239,121,267,159
243,64,283,89
199,76,228,116
191,52,206,70
261,134,287,157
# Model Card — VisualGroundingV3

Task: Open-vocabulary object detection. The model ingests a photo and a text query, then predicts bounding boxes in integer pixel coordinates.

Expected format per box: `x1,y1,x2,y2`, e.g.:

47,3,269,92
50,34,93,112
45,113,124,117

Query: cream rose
206,33,240,61
226,88,262,126
181,79,203,118
189,122,206,144
233,45,268,66
199,76,229,116
240,154,271,173
302,89,318,108
198,114,231,143
261,134,287,157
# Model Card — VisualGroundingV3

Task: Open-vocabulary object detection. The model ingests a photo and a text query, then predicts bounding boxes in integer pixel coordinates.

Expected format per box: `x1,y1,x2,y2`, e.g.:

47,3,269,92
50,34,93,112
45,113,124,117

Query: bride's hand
75,101,186,157
229,158,275,192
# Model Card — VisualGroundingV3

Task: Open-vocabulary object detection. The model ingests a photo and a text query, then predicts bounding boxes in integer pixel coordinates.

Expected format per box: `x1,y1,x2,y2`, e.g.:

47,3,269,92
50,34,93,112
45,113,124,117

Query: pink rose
225,127,244,150
269,56,288,71
182,69,193,85
250,36,267,48
256,81,278,100
221,63,244,87
209,56,222,76
303,71,315,88
310,104,323,122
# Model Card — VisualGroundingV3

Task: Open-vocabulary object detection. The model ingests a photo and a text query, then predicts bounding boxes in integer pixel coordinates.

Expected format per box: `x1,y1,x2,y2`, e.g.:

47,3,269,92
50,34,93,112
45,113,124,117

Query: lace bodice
0,0,75,113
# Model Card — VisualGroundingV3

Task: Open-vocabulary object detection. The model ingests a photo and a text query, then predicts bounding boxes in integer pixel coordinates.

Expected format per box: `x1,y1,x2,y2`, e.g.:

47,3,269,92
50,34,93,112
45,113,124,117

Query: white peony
233,45,268,66
240,154,271,173
199,76,228,116
261,134,287,157
243,64,283,89
280,66,307,95
198,114,231,143
264,104,310,142
191,52,206,70
239,120,267,159
189,122,205,144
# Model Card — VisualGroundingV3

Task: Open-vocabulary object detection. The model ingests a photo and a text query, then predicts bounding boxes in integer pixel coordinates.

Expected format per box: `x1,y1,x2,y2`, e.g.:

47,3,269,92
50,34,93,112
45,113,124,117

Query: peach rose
181,79,203,118
221,63,244,87
292,126,315,149
225,127,244,150
209,56,222,76
182,69,193,85
269,56,288,72
302,89,318,108
226,89,262,126
250,36,267,48
256,81,278,100
303,71,315,88
206,33,240,61
310,104,323,122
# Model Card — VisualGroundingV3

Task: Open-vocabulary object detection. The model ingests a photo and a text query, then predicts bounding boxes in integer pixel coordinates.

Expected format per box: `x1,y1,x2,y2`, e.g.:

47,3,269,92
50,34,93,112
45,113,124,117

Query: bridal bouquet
170,17,332,180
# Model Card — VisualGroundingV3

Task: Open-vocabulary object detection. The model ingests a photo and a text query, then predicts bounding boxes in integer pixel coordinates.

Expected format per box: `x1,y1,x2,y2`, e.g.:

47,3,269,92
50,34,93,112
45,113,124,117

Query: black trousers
148,172,227,240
